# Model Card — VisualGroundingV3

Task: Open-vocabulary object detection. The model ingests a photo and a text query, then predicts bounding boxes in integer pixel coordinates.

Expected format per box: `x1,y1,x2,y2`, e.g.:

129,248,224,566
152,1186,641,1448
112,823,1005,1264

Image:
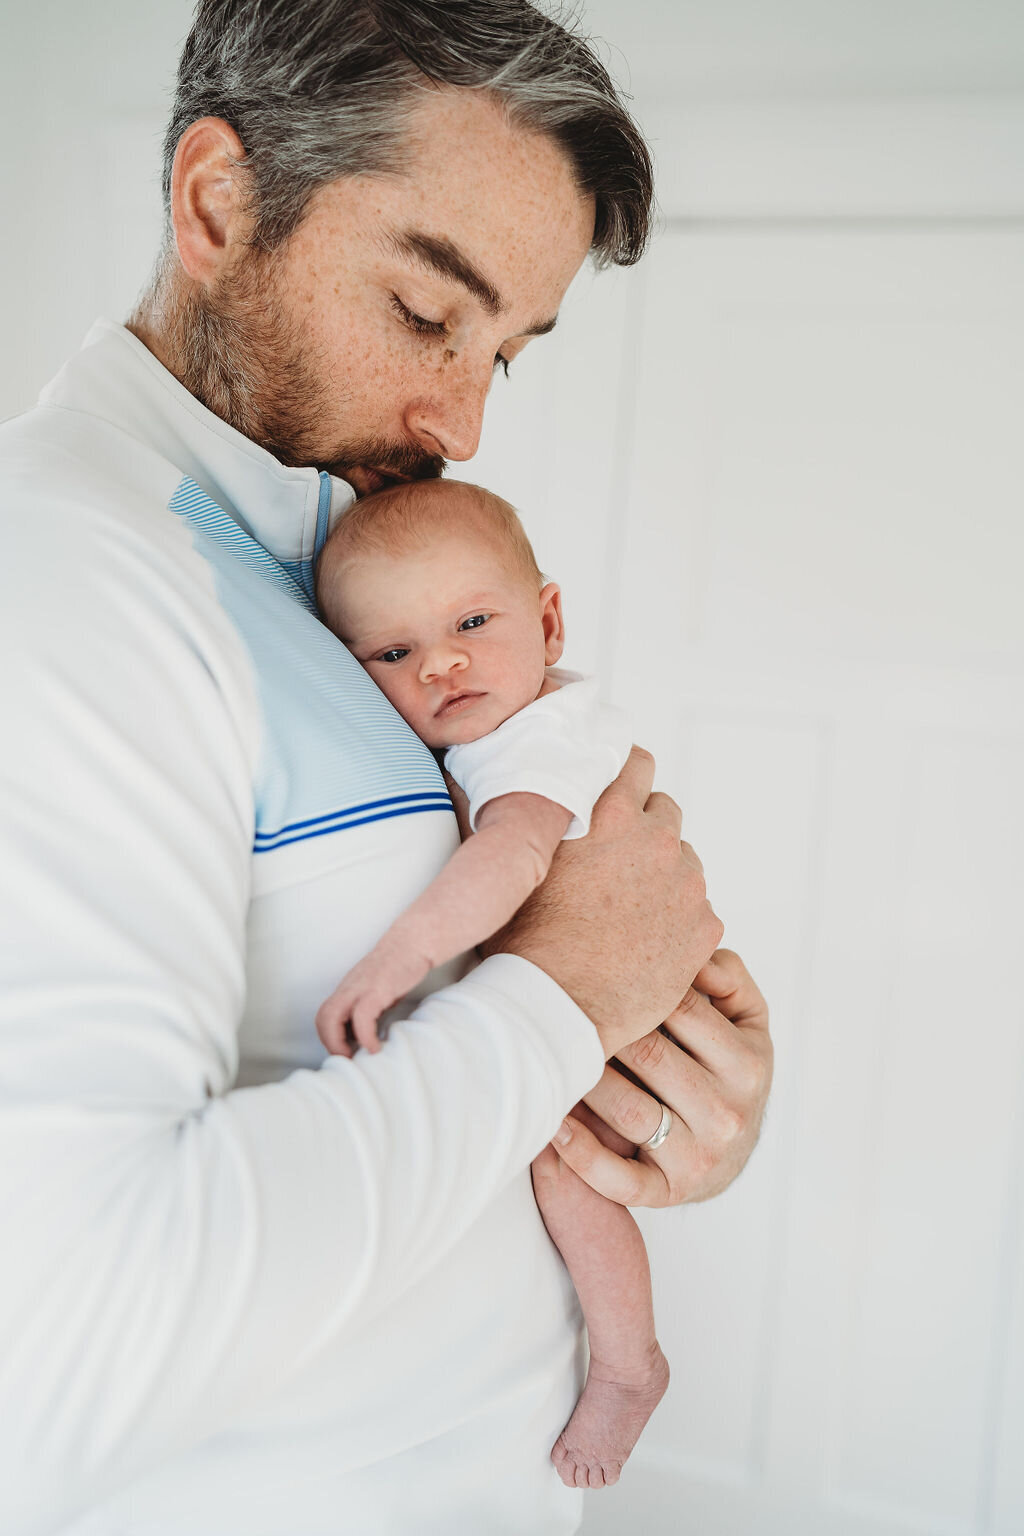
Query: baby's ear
539,582,565,665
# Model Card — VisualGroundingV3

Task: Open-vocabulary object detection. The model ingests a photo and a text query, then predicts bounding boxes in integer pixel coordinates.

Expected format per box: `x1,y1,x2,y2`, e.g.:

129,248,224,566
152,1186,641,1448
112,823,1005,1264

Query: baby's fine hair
315,480,544,618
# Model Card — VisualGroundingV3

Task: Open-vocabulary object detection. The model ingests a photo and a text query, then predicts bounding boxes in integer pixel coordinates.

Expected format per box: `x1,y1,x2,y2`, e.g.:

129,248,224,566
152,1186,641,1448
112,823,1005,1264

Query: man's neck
126,264,271,451
126,271,188,388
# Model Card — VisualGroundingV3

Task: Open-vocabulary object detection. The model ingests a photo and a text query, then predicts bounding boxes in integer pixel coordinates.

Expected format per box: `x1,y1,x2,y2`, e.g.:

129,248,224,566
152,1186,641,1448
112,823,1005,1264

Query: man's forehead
347,88,594,313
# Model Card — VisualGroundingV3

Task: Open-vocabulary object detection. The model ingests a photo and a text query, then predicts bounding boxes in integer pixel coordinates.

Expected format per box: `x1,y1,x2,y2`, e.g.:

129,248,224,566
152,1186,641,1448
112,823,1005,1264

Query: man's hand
488,746,724,1060
551,950,772,1206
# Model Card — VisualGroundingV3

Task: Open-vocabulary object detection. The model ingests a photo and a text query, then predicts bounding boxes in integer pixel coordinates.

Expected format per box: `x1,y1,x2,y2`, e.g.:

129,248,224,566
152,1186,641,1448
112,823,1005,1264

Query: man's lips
344,466,412,497
435,691,484,719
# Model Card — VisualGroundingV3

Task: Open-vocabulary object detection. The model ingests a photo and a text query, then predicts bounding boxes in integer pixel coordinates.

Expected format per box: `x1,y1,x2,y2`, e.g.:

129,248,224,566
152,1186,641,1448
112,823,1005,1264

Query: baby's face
333,534,562,749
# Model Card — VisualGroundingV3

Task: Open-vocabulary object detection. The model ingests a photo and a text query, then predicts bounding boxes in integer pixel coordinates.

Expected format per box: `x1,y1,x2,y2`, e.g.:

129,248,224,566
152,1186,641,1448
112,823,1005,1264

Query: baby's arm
316,792,572,1056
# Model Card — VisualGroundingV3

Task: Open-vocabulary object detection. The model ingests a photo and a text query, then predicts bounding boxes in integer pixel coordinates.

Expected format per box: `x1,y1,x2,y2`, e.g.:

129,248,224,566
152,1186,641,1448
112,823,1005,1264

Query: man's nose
419,643,469,684
405,364,492,463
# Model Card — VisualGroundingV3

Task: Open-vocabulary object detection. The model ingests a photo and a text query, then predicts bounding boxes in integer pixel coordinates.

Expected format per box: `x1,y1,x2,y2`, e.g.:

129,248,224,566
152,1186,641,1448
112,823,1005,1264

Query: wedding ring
643,1103,672,1151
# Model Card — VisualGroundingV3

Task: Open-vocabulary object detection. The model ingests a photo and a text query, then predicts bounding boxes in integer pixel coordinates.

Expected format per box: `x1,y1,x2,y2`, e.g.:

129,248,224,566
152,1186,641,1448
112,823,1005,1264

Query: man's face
332,533,557,749
197,90,596,493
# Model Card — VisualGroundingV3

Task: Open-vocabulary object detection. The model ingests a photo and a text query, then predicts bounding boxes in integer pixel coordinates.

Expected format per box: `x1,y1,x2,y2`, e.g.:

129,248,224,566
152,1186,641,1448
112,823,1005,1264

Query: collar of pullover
39,318,357,567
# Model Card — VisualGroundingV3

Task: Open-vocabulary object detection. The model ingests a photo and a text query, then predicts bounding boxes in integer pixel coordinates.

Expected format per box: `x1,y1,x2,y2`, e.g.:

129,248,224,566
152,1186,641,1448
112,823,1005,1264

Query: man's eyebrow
389,230,559,337
392,230,506,315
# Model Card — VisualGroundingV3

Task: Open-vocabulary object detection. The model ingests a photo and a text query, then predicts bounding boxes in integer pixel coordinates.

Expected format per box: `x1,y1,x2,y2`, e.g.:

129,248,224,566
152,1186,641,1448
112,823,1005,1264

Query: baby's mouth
435,691,484,719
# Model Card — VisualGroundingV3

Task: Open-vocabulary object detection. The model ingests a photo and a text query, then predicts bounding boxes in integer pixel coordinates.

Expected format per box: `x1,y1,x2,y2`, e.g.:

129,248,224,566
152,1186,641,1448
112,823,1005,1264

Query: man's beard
167,247,445,487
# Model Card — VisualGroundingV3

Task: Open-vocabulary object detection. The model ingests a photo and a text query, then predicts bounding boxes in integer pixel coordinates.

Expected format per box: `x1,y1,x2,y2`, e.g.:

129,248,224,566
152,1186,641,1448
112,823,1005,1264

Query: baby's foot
551,1342,669,1490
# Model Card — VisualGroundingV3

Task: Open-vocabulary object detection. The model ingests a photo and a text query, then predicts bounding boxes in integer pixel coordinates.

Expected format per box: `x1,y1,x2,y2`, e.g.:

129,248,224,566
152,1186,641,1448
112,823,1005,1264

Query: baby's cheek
364,664,407,717
387,679,432,738
503,654,549,713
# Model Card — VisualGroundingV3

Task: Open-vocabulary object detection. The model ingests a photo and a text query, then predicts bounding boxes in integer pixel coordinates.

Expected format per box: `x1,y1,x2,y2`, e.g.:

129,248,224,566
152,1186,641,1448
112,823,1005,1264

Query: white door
461,223,1024,1535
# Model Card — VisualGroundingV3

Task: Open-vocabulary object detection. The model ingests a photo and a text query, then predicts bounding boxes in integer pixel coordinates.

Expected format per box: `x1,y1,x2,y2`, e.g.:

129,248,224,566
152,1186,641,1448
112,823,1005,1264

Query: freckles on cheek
352,321,408,389
286,248,323,317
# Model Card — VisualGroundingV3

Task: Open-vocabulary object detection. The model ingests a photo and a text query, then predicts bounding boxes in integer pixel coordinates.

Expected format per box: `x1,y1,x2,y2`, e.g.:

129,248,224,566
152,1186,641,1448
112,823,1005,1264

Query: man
0,2,771,1532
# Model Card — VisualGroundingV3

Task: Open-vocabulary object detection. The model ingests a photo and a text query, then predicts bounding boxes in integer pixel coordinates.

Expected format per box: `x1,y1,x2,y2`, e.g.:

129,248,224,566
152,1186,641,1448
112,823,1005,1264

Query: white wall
3,4,1023,1533
459,93,1024,1533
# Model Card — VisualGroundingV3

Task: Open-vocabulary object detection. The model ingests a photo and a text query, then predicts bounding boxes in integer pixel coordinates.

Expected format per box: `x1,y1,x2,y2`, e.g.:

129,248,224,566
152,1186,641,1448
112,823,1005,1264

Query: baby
314,478,669,1490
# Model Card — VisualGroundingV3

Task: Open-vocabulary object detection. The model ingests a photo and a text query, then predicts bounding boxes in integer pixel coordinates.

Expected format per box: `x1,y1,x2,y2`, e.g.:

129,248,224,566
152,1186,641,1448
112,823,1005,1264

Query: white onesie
444,670,633,840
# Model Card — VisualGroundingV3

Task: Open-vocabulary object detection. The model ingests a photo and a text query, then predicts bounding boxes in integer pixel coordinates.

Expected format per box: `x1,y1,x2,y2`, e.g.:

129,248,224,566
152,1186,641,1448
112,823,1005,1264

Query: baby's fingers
316,987,358,1057
350,998,385,1055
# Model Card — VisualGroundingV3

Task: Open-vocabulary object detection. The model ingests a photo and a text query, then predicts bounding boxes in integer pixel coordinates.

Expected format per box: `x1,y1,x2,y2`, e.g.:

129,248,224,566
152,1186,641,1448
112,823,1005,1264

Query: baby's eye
458,614,490,631
377,648,410,664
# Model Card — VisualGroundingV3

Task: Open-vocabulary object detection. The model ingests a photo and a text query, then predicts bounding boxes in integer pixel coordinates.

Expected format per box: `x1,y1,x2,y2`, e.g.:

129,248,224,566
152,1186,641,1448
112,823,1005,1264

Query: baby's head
316,479,564,749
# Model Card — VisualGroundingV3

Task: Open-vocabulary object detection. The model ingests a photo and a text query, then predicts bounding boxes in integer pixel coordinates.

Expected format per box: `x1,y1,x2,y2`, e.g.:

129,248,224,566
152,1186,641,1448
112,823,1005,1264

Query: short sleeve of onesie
444,671,633,841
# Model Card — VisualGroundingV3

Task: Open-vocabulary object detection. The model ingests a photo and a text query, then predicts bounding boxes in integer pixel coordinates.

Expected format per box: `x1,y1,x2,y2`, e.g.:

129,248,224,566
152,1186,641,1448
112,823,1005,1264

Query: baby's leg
532,1136,669,1491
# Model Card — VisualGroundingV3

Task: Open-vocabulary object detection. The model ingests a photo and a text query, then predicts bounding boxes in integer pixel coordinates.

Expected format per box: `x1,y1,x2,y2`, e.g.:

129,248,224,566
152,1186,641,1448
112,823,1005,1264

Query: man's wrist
486,934,632,1060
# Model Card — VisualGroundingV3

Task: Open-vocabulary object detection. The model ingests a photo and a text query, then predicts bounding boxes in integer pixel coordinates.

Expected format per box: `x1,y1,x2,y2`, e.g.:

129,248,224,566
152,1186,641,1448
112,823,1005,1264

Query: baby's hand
315,934,433,1057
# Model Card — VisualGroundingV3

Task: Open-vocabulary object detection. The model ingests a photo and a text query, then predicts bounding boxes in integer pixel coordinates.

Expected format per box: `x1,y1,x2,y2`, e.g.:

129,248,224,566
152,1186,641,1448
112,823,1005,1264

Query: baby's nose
419,643,469,682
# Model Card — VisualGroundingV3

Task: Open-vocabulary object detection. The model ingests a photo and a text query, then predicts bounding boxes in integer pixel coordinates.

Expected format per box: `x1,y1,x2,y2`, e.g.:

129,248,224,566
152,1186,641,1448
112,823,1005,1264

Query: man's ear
170,117,252,288
539,582,565,665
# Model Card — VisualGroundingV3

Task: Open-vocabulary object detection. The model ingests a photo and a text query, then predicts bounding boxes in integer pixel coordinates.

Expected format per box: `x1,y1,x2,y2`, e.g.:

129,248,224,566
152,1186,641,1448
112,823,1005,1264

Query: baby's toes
550,1435,577,1490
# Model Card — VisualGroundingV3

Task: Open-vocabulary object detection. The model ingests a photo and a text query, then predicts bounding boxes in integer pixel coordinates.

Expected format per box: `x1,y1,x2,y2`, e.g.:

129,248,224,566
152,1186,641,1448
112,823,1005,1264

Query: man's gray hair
163,0,654,266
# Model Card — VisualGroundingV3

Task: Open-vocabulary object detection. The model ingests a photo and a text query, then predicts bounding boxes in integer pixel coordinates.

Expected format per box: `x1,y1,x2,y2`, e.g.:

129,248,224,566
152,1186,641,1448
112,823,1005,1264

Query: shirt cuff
459,951,605,1101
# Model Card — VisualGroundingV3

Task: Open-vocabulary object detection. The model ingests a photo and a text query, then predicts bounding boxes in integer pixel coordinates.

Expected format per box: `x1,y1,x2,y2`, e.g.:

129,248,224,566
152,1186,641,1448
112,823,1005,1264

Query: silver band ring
643,1103,672,1151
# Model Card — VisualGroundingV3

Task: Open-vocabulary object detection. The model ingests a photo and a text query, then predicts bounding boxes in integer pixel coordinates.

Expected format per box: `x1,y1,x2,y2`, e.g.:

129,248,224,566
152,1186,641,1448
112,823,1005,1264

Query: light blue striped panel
168,477,452,852
279,557,312,601
169,476,317,613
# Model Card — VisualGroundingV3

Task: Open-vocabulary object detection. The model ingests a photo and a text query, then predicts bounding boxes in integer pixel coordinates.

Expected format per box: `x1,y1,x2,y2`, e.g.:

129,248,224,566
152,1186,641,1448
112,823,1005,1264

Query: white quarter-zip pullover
0,320,605,1536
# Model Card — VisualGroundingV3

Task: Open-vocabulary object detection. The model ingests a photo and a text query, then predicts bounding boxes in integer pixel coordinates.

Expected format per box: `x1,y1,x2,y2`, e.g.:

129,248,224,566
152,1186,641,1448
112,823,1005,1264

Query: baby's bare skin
315,478,676,1487
534,1141,671,1488
316,790,571,1055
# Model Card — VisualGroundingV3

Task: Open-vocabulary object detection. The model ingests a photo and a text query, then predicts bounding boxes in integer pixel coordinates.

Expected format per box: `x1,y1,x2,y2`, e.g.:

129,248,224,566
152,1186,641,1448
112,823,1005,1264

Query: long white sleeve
0,412,603,1532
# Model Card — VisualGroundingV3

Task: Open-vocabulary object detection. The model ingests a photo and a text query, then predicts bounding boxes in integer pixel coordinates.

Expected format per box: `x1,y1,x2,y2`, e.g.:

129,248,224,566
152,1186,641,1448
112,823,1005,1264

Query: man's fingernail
553,1118,574,1146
